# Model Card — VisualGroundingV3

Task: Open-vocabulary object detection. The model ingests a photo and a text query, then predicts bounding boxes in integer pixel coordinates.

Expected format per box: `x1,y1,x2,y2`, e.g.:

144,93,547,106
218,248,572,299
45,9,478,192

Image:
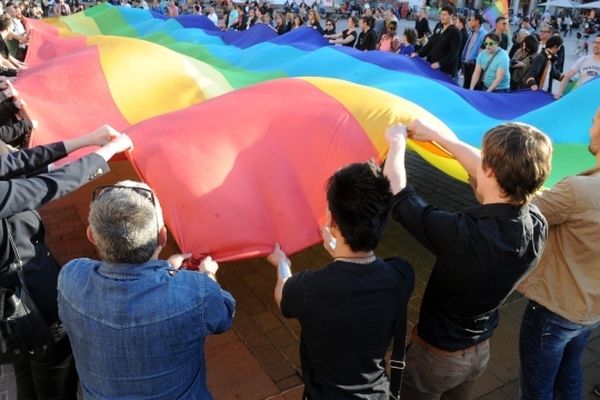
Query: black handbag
0,220,55,364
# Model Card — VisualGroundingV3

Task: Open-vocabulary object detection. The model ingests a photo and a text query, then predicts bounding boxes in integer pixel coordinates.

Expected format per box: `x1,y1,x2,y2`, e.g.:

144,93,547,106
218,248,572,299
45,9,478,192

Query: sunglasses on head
92,185,161,240
92,185,155,205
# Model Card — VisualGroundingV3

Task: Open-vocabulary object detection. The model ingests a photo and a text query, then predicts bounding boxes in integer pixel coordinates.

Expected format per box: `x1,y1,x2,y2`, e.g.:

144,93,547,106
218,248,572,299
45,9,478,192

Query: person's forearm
470,71,480,90
274,259,291,308
383,137,407,195
434,136,481,177
487,76,502,92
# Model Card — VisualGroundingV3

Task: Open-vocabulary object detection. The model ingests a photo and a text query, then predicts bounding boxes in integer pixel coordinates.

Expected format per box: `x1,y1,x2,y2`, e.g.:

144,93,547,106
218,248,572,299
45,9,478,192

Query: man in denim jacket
58,181,235,400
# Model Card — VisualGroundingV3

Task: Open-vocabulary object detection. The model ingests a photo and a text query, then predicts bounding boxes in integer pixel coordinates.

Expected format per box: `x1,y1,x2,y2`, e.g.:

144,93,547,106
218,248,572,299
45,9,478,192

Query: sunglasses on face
484,41,497,46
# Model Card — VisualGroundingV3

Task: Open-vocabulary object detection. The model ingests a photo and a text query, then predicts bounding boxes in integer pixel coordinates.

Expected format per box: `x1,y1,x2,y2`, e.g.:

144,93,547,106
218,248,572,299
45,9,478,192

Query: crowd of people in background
106,0,599,96
12,0,595,97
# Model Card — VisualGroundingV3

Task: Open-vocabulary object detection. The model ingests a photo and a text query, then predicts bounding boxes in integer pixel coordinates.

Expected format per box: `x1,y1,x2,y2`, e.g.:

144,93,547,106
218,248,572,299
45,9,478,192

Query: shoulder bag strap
481,49,500,74
3,219,26,291
389,270,408,400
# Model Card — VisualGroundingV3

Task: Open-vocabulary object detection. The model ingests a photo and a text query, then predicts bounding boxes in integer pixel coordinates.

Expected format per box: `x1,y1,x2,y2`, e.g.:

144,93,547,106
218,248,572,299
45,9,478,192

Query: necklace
334,254,377,265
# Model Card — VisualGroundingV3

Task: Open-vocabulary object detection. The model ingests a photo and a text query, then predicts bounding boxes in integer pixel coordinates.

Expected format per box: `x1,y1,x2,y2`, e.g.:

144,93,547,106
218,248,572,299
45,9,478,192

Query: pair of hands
267,224,336,268
0,79,38,129
85,124,134,154
168,253,219,277
408,53,440,70
386,118,452,144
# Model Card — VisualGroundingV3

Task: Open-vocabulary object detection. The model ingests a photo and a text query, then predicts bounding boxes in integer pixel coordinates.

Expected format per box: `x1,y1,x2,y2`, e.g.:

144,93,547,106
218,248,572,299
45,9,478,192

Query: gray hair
88,181,164,264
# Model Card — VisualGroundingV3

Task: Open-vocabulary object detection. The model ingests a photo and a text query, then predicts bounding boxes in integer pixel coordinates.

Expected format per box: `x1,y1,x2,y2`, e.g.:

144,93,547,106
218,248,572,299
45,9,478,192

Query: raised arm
407,119,481,178
0,127,132,218
383,124,408,194
267,243,291,310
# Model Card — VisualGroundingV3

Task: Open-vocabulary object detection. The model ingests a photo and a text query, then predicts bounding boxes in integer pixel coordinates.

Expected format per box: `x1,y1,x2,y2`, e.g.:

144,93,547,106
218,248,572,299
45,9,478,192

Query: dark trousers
12,337,78,400
462,61,476,89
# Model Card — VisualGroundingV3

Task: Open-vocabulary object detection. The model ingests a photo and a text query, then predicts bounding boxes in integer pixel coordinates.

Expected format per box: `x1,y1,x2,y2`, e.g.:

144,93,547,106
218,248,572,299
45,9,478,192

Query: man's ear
86,226,96,245
158,226,168,247
482,165,495,179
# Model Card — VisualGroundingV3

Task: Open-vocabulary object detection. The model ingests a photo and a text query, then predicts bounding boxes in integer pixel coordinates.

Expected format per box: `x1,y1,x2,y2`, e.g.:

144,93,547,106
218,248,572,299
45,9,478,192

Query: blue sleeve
203,278,236,335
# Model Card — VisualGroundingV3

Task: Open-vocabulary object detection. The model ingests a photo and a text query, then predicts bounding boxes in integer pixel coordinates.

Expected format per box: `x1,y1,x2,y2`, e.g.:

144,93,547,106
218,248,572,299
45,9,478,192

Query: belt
410,331,489,356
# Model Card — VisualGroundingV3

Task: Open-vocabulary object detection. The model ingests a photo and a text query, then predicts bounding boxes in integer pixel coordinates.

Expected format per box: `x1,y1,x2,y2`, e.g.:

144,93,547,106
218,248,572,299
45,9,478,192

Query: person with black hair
461,14,487,88
268,162,414,400
412,5,461,78
469,32,511,92
355,15,377,51
524,34,563,92
510,34,539,90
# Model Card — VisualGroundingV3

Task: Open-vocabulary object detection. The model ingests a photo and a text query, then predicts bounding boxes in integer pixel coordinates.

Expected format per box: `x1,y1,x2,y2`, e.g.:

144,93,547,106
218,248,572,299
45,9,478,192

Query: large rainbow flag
482,0,509,26
17,4,598,260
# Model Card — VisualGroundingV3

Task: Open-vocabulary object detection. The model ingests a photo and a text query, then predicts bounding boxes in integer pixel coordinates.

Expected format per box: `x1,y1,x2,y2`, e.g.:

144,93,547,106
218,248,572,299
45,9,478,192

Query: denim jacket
58,258,236,399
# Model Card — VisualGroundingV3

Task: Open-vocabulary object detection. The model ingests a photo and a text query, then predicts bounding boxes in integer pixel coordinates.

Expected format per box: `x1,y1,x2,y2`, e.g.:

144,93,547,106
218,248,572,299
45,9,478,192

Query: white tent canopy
577,0,600,7
538,0,578,7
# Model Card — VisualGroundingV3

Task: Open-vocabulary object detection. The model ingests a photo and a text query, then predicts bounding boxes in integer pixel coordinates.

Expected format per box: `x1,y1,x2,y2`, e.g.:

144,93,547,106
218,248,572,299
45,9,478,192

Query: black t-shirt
342,28,357,47
281,258,414,399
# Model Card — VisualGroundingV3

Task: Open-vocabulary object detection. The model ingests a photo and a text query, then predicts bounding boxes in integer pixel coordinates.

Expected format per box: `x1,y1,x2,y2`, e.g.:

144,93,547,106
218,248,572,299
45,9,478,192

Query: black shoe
593,384,600,397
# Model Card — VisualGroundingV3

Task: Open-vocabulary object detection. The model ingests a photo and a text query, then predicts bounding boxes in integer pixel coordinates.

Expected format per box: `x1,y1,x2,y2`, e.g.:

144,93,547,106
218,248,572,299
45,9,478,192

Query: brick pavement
2,153,600,399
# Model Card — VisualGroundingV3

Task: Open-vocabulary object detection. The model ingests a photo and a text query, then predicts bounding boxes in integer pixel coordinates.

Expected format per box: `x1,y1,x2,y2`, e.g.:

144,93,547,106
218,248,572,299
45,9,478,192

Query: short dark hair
361,15,374,28
523,35,539,54
403,27,417,44
471,13,484,25
495,16,507,23
481,123,552,205
456,15,466,25
545,35,563,49
326,162,392,252
484,32,500,43
440,5,455,15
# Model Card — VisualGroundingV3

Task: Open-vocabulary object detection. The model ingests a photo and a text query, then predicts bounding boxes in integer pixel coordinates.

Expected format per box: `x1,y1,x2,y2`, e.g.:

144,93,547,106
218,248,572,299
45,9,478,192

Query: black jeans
12,337,78,400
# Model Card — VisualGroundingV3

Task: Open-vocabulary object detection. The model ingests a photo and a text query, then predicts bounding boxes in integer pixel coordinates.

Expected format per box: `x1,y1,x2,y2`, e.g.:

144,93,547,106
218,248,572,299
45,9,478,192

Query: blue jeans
519,300,597,400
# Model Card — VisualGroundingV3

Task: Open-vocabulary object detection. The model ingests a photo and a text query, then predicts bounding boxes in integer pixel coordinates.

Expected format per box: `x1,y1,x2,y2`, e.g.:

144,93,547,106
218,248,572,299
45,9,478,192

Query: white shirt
208,12,218,26
570,55,600,85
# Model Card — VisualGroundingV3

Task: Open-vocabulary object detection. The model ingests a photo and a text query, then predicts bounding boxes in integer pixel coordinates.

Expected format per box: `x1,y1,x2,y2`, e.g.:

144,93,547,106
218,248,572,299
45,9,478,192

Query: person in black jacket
414,7,430,51
0,124,132,400
412,5,461,78
524,35,563,92
355,16,377,51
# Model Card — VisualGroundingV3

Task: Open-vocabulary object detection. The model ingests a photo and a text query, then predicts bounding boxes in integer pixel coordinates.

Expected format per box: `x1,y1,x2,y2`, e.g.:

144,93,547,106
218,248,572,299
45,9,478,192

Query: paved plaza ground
0,17,595,400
